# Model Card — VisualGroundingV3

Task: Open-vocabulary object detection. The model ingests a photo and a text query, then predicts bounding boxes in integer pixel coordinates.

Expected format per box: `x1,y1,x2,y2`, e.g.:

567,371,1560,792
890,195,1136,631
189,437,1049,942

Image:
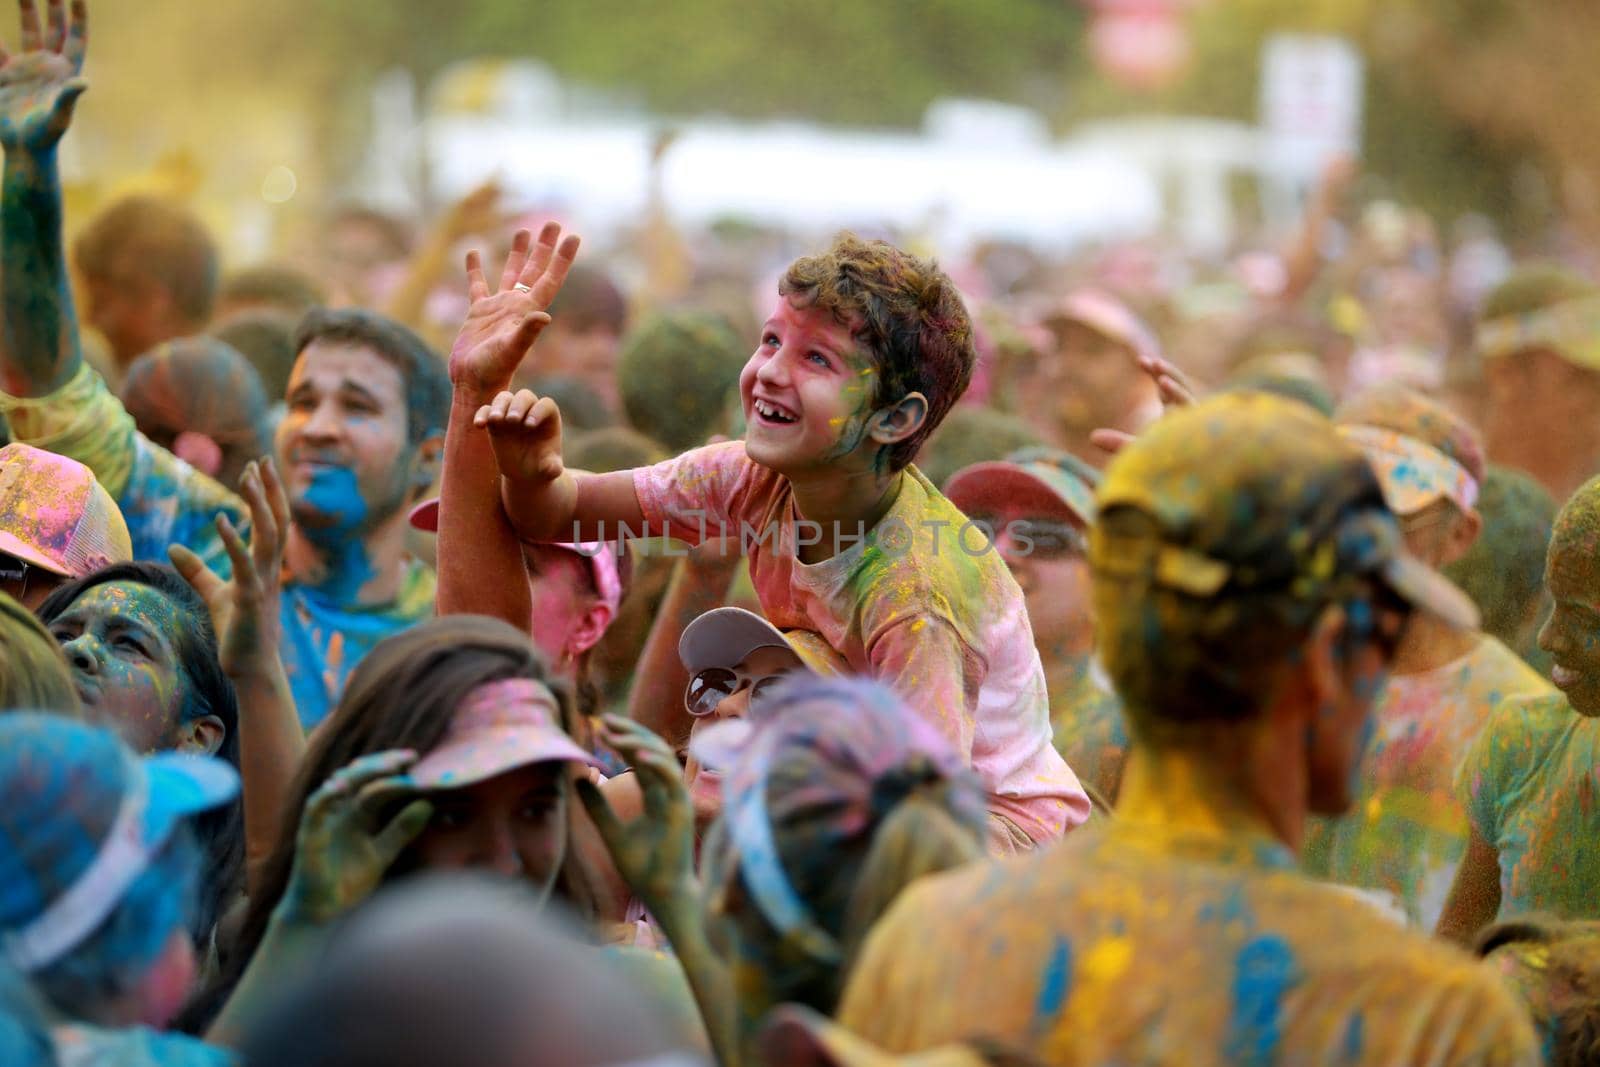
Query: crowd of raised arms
2,2,1600,1066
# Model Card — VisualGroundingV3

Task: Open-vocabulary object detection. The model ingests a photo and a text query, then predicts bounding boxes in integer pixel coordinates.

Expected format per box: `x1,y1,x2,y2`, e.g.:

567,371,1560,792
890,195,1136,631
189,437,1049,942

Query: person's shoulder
130,433,244,515
1476,688,1576,757
857,467,1021,618
1288,921,1541,1065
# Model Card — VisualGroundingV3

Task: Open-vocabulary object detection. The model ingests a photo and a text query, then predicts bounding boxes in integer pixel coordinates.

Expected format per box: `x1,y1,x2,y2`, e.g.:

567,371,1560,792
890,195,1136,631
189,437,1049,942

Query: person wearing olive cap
835,393,1540,1066
1299,387,1553,929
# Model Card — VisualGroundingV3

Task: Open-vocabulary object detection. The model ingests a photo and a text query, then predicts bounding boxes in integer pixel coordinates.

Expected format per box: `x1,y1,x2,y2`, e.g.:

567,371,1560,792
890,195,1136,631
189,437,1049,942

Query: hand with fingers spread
169,458,289,680
577,714,699,922
449,221,581,397
279,750,433,927
0,0,86,153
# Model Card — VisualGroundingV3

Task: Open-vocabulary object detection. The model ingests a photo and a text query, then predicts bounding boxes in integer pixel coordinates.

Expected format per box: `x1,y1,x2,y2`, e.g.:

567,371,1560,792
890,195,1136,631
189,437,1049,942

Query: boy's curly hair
780,233,976,472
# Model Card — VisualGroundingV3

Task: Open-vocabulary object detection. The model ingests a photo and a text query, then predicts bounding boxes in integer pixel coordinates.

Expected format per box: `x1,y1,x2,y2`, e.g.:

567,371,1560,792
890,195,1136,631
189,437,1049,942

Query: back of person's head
617,311,746,451
217,263,327,320
72,196,218,326
780,233,977,472
1090,392,1465,740
294,307,451,446
239,876,697,1067
566,426,669,474
0,591,78,714
213,310,302,405
1476,916,1600,1067
1443,467,1558,654
0,715,235,1028
617,308,748,451
118,336,272,489
699,674,985,1012
547,264,629,337
917,405,1043,489
529,375,615,434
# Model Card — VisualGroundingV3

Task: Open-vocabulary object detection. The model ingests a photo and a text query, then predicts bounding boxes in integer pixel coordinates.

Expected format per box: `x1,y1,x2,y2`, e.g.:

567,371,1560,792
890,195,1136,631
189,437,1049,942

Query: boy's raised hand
474,385,565,485
0,0,86,153
448,221,580,397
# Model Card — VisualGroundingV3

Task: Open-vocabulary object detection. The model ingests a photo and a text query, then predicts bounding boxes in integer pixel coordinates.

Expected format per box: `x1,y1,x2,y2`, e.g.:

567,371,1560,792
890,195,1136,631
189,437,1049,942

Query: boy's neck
786,465,906,566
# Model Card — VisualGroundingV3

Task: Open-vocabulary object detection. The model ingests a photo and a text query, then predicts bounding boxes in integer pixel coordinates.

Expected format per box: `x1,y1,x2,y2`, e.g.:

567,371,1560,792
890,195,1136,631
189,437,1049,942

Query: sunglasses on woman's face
684,665,793,717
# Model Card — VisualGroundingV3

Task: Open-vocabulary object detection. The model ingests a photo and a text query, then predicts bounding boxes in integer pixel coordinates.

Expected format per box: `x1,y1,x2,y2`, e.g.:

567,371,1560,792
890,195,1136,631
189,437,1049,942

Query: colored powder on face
301,465,370,532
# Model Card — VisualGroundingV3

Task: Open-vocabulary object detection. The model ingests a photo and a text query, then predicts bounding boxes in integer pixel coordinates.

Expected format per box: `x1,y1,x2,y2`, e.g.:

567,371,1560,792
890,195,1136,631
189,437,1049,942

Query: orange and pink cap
0,444,132,578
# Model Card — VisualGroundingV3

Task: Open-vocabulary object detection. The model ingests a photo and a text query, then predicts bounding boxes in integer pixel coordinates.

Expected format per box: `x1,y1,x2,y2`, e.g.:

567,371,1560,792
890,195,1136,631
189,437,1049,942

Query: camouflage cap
1092,392,1478,628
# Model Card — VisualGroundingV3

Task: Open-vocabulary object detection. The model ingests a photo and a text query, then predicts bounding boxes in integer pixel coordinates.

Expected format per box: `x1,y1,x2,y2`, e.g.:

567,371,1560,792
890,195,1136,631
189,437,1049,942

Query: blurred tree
63,0,1593,249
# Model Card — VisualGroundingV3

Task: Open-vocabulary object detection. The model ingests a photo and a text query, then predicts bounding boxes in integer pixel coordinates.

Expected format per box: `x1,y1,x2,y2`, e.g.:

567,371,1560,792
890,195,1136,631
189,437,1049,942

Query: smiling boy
447,232,1089,850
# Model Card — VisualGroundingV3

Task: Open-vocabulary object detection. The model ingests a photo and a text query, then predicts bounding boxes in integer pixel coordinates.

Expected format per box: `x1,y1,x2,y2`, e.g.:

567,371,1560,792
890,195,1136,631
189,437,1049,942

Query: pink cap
1040,287,1161,366
409,678,600,790
0,445,132,578
407,498,623,617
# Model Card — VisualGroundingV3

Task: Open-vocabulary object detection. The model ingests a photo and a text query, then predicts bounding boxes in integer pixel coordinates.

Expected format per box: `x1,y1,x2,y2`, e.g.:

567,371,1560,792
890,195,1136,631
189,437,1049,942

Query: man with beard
0,0,445,727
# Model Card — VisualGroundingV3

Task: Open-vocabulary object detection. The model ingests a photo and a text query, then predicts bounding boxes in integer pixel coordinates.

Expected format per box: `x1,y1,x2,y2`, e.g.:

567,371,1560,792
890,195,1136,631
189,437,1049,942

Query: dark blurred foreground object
239,875,705,1067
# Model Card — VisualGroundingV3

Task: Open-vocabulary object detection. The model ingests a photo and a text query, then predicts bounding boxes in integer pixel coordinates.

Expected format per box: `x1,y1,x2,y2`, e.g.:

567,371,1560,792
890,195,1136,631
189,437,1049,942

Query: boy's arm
478,388,648,542
0,0,88,400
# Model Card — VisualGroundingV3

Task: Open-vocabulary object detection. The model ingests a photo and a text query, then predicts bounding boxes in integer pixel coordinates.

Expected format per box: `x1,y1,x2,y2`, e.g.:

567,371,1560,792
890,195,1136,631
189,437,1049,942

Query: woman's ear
174,714,226,757
868,393,928,448
567,601,616,657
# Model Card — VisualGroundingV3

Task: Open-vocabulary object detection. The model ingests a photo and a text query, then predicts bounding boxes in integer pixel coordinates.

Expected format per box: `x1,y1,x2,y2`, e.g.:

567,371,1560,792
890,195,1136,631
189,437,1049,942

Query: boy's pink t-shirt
632,441,1089,843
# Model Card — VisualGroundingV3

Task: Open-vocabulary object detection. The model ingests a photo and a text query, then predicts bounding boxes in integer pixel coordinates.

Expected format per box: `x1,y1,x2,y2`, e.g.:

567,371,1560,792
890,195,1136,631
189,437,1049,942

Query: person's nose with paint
678,609,810,824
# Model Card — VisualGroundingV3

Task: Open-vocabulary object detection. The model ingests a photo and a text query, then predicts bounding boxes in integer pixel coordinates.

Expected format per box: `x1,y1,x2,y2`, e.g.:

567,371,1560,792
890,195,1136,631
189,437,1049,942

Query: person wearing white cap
1304,386,1554,930
674,606,840,826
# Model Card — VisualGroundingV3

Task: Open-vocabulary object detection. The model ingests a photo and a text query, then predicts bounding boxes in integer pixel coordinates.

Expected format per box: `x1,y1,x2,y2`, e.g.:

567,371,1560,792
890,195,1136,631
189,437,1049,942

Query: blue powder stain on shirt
1341,1012,1364,1063
1031,936,1073,1035
1225,935,1297,1067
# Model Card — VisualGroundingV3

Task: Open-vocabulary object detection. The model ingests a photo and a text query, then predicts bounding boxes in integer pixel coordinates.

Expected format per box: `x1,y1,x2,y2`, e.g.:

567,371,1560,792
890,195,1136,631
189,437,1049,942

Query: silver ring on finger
512,283,533,293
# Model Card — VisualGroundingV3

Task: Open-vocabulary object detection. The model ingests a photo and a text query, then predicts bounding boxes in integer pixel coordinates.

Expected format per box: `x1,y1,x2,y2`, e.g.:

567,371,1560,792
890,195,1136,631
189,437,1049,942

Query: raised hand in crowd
578,714,739,1067
0,0,86,397
0,0,85,153
170,457,305,891
1089,351,1200,456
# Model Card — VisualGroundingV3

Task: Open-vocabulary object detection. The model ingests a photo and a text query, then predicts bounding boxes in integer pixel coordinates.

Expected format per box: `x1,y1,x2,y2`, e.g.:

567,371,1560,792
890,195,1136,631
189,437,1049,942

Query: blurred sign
1087,0,1191,91
1259,34,1364,181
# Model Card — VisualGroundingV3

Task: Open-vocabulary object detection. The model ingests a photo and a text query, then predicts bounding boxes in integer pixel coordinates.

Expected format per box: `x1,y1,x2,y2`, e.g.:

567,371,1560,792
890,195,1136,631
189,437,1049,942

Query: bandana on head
1477,294,1600,372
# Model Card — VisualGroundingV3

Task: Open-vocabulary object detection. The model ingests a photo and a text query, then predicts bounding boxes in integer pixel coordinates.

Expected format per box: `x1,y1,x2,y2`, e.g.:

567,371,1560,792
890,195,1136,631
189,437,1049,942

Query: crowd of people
2,2,1600,1065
